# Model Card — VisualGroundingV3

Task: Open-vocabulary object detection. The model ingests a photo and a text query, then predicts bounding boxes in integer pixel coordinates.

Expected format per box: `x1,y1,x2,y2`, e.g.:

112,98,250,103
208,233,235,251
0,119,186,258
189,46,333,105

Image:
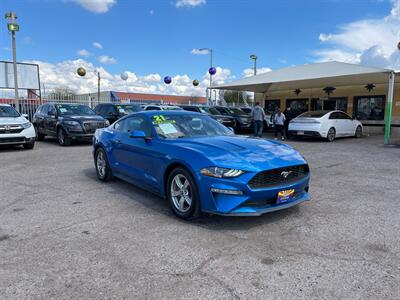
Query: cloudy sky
1,0,399,96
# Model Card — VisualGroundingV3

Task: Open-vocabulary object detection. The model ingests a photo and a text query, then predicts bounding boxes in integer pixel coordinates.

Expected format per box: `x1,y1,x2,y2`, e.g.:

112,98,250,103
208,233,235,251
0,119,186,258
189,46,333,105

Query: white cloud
98,55,117,64
72,0,116,13
92,42,103,49
149,9,154,15
191,48,210,55
315,0,400,69
175,0,206,8
23,58,233,98
77,49,91,57
318,33,332,42
242,67,272,78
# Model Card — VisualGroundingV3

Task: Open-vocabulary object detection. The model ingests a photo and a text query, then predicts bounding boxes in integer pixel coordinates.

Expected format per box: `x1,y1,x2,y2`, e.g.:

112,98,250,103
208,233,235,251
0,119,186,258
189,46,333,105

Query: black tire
354,126,362,138
23,142,35,149
326,127,336,142
166,167,201,220
95,147,113,181
35,126,45,141
57,127,71,146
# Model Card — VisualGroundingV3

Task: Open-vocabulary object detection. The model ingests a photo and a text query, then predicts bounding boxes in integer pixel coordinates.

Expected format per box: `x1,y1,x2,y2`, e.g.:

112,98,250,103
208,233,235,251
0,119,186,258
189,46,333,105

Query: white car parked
288,110,363,142
0,104,36,149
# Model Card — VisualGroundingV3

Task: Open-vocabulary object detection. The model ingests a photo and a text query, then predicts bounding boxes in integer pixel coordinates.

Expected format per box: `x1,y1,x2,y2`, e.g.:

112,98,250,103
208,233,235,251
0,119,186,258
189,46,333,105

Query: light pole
5,12,20,112
250,54,258,106
250,54,257,76
95,71,101,104
199,48,213,105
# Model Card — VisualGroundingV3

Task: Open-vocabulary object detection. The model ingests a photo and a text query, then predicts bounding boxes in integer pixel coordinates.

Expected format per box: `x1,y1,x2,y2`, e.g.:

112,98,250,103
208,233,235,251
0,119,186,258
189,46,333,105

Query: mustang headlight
200,167,244,178
21,122,32,129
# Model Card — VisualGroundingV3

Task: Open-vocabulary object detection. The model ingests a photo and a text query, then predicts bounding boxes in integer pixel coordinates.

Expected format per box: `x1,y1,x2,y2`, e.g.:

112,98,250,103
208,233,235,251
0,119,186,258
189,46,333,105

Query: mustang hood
172,136,306,171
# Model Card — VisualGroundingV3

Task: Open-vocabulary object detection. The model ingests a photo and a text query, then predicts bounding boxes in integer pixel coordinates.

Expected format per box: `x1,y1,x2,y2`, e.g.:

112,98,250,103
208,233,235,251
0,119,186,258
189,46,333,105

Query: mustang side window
120,116,152,137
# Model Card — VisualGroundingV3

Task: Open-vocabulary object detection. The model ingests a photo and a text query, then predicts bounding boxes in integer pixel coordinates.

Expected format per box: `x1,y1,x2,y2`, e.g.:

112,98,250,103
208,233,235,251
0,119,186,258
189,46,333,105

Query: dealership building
214,61,400,142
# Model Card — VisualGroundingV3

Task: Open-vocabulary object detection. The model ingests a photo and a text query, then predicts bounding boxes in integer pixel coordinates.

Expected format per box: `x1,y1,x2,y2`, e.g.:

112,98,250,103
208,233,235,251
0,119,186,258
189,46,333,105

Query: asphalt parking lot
0,134,399,299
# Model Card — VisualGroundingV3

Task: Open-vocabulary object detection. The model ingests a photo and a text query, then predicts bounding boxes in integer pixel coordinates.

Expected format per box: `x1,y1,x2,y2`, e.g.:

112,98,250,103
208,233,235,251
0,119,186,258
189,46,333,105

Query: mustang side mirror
129,130,146,139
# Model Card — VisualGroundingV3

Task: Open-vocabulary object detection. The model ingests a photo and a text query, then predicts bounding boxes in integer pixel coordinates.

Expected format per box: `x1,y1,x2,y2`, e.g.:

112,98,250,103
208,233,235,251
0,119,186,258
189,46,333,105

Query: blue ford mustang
93,110,310,219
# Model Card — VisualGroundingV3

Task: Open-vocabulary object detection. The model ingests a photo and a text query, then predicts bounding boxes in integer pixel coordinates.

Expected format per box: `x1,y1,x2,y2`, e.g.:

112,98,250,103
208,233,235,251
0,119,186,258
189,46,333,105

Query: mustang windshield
56,104,96,116
0,106,19,117
152,114,233,139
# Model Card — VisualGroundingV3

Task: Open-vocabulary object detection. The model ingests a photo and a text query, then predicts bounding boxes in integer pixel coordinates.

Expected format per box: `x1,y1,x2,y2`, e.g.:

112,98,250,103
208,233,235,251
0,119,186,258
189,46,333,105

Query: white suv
0,104,36,149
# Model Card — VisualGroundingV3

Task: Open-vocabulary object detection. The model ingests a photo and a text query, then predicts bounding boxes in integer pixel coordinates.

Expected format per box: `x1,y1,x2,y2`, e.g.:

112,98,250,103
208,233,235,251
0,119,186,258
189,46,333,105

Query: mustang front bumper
196,172,310,216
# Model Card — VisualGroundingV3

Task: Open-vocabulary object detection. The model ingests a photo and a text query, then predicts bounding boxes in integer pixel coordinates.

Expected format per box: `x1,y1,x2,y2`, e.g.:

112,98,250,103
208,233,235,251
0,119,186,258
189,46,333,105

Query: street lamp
198,48,214,105
250,54,257,76
249,54,258,106
5,12,20,112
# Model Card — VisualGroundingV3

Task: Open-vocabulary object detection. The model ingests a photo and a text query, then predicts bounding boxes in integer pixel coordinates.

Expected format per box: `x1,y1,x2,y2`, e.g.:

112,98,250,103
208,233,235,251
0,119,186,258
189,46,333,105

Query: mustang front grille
248,164,309,189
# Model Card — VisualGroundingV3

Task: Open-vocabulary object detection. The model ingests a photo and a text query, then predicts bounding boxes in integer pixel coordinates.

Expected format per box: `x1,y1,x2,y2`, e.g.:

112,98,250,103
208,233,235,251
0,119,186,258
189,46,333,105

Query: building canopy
213,61,396,93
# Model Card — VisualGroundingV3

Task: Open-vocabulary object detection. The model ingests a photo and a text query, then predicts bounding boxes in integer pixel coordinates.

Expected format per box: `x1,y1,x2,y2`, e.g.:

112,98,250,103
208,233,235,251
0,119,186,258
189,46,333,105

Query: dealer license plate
277,189,295,204
297,131,304,135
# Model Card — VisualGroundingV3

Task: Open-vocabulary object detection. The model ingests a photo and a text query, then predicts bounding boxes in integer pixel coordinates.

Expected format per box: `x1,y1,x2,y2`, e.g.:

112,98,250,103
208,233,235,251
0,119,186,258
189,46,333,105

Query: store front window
353,96,385,120
311,97,348,112
264,99,280,113
286,98,309,117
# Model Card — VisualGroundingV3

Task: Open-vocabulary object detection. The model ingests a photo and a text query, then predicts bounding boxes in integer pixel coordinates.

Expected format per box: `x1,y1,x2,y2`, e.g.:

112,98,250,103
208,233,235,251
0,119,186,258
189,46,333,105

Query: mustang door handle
112,139,121,144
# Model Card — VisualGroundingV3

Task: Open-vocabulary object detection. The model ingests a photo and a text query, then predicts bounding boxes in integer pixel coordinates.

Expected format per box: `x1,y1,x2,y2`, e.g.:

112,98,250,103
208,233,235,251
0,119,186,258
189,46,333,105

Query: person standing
251,102,265,138
283,107,293,138
274,109,286,140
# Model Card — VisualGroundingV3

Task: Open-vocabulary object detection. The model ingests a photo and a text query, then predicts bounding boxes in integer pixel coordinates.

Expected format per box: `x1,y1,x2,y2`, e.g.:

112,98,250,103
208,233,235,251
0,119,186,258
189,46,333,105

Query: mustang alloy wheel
167,168,200,219
95,148,112,181
327,127,335,142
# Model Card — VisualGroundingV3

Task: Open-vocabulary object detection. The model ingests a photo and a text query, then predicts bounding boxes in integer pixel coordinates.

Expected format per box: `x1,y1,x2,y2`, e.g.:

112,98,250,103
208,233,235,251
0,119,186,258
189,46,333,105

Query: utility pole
199,48,214,105
5,12,20,112
97,71,101,104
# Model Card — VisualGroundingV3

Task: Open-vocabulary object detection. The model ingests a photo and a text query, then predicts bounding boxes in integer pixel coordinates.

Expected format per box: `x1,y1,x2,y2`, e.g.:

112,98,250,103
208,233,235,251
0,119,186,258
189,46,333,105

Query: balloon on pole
120,71,129,81
164,76,172,84
77,67,86,77
208,67,216,76
192,79,199,87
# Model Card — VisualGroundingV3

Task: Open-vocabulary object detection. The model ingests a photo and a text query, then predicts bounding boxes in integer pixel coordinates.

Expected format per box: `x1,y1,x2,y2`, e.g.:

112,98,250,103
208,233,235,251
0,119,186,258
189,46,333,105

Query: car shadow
38,137,92,147
0,144,28,153
81,167,303,231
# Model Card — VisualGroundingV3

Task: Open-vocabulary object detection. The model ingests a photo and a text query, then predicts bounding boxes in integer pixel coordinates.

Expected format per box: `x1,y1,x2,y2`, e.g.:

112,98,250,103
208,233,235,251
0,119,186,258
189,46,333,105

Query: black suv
33,103,108,146
180,105,236,130
94,103,142,124
213,106,253,133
